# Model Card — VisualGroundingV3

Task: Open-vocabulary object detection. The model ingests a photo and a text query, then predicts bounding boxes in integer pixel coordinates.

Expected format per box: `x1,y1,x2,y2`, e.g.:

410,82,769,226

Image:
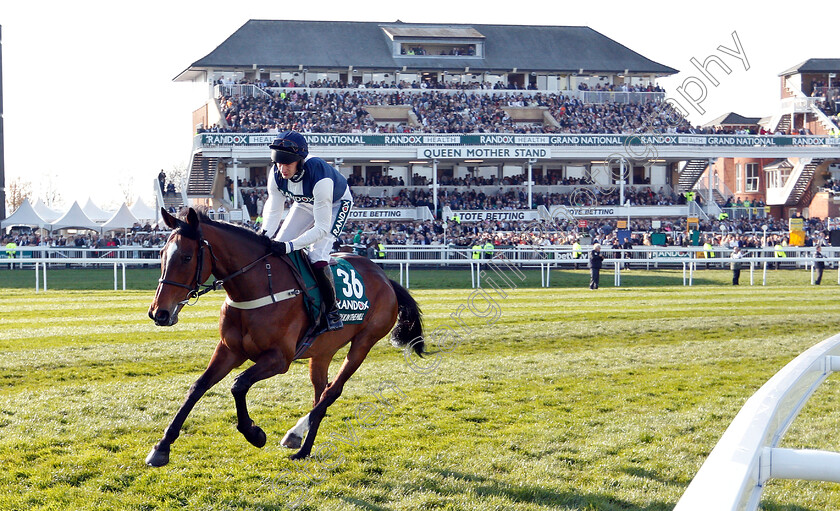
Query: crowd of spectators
0,212,820,257
201,88,707,136
202,77,840,136
206,87,814,137
333,213,829,254
1,230,169,251
208,88,818,136
2,203,828,267
577,82,665,93
238,182,682,211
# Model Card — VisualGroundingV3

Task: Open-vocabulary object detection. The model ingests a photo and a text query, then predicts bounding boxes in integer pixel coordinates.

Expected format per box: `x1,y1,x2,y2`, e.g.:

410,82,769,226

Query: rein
158,236,272,306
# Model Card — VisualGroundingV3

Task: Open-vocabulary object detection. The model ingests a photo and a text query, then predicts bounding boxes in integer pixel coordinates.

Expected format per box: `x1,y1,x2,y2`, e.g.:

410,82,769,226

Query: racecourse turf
1,267,839,510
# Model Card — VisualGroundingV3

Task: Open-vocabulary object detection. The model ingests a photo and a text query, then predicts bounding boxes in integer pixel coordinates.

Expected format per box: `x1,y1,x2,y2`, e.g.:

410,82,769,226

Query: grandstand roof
779,58,840,76
176,20,677,80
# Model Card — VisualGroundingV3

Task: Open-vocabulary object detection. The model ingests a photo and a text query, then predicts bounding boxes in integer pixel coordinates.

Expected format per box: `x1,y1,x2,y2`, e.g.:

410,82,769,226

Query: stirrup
325,309,344,331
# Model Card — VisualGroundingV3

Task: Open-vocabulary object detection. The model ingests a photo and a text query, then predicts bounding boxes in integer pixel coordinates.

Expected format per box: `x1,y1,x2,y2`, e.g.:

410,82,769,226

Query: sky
1,1,833,214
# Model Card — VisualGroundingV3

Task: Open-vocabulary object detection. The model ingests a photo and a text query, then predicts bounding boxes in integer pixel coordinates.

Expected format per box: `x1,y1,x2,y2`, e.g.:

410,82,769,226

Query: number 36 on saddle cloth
287,251,370,326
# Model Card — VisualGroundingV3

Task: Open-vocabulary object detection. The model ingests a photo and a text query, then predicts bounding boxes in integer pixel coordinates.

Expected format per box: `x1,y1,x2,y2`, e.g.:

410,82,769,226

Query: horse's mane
175,207,265,247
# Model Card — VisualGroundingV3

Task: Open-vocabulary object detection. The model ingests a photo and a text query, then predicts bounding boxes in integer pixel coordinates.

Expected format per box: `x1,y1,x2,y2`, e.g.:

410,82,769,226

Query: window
735,164,743,193
400,43,477,56
745,163,759,192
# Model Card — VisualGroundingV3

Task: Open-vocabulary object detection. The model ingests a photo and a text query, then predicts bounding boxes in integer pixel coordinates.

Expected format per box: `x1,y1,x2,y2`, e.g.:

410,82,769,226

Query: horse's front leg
231,350,291,448
146,343,245,467
281,355,330,449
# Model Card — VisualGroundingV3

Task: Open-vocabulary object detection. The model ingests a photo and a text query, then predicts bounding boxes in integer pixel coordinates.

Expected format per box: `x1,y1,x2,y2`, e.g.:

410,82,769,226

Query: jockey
261,130,353,331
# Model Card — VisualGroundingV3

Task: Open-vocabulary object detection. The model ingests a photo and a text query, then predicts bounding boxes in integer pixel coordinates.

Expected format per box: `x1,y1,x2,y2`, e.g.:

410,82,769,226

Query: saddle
285,252,370,359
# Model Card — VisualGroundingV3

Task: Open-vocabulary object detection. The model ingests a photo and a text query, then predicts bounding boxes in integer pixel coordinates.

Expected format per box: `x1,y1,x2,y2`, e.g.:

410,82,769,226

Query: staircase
809,105,839,135
186,153,219,198
677,159,710,193
776,114,791,134
162,195,185,212
788,158,824,206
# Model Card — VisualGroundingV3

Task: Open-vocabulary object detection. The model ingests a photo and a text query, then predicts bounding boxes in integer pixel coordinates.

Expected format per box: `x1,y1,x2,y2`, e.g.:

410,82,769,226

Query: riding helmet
269,131,308,164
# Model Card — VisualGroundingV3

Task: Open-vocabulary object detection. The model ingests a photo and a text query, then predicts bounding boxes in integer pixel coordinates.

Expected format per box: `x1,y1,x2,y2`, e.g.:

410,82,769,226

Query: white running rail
675,333,840,511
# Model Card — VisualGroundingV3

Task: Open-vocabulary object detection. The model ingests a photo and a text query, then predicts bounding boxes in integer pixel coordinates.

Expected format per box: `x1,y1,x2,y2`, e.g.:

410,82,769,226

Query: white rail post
763,447,840,483
475,261,479,288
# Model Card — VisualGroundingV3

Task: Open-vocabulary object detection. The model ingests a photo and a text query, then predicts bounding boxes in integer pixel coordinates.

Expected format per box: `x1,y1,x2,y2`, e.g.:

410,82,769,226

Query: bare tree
5,177,32,212
118,174,135,205
167,162,189,194
39,172,63,208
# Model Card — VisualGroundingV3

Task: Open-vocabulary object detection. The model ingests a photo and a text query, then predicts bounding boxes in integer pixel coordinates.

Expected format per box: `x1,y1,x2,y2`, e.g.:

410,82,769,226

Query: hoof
281,432,302,449
239,423,267,448
145,447,170,467
289,449,310,460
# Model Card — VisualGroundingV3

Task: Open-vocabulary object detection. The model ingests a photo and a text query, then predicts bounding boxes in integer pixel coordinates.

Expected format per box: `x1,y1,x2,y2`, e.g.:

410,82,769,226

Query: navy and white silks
261,155,353,263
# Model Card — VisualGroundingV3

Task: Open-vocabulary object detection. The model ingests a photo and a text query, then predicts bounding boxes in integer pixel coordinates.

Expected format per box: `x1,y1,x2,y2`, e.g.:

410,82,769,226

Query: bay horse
145,207,423,466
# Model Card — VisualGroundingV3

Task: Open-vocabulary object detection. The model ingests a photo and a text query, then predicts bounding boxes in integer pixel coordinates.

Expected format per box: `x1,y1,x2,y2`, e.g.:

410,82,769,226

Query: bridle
157,232,271,307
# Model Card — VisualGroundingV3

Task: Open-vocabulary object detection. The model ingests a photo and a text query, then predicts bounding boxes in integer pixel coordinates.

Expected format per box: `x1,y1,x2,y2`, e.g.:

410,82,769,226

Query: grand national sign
199,133,840,148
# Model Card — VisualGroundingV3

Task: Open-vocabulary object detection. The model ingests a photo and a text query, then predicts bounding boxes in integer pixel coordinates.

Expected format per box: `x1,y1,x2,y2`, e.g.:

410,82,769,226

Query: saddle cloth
287,251,370,325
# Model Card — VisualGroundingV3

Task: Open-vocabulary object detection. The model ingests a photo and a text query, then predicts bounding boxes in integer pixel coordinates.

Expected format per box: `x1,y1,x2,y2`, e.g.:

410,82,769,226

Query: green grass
1,270,840,510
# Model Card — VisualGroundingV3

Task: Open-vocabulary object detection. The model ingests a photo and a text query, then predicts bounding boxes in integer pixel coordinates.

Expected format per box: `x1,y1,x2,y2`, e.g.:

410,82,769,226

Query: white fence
675,333,840,510
4,237,830,290
1,245,838,290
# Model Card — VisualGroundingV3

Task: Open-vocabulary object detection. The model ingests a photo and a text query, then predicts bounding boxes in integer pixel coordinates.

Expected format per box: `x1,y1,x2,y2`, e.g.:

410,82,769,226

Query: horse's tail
389,279,424,357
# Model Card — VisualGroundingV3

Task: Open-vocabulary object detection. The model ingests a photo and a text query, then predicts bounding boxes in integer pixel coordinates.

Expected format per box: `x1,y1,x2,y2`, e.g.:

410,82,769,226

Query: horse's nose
152,309,170,326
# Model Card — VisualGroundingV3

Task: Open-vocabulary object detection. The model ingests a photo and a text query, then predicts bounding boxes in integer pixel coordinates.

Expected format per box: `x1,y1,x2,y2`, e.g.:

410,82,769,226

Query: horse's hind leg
290,340,376,460
146,343,244,467
231,350,290,448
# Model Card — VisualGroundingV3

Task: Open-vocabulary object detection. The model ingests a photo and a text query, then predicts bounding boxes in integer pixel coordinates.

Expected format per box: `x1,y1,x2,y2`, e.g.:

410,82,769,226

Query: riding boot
314,265,344,331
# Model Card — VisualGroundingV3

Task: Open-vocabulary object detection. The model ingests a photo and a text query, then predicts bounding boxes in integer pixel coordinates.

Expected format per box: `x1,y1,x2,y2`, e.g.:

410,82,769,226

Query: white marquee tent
49,201,101,231
129,196,157,223
101,203,140,231
1,198,48,230
31,198,62,223
82,198,114,223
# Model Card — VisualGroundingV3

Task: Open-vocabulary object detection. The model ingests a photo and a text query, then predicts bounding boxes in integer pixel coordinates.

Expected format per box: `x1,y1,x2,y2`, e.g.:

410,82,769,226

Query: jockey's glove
259,233,292,255
269,240,292,255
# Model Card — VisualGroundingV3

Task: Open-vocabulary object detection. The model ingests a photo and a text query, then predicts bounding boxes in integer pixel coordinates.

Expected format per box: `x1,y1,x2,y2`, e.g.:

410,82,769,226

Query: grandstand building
171,20,840,228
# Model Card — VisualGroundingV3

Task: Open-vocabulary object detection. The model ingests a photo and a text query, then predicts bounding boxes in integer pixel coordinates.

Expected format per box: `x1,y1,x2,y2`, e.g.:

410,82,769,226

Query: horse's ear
161,208,178,230
186,208,200,228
